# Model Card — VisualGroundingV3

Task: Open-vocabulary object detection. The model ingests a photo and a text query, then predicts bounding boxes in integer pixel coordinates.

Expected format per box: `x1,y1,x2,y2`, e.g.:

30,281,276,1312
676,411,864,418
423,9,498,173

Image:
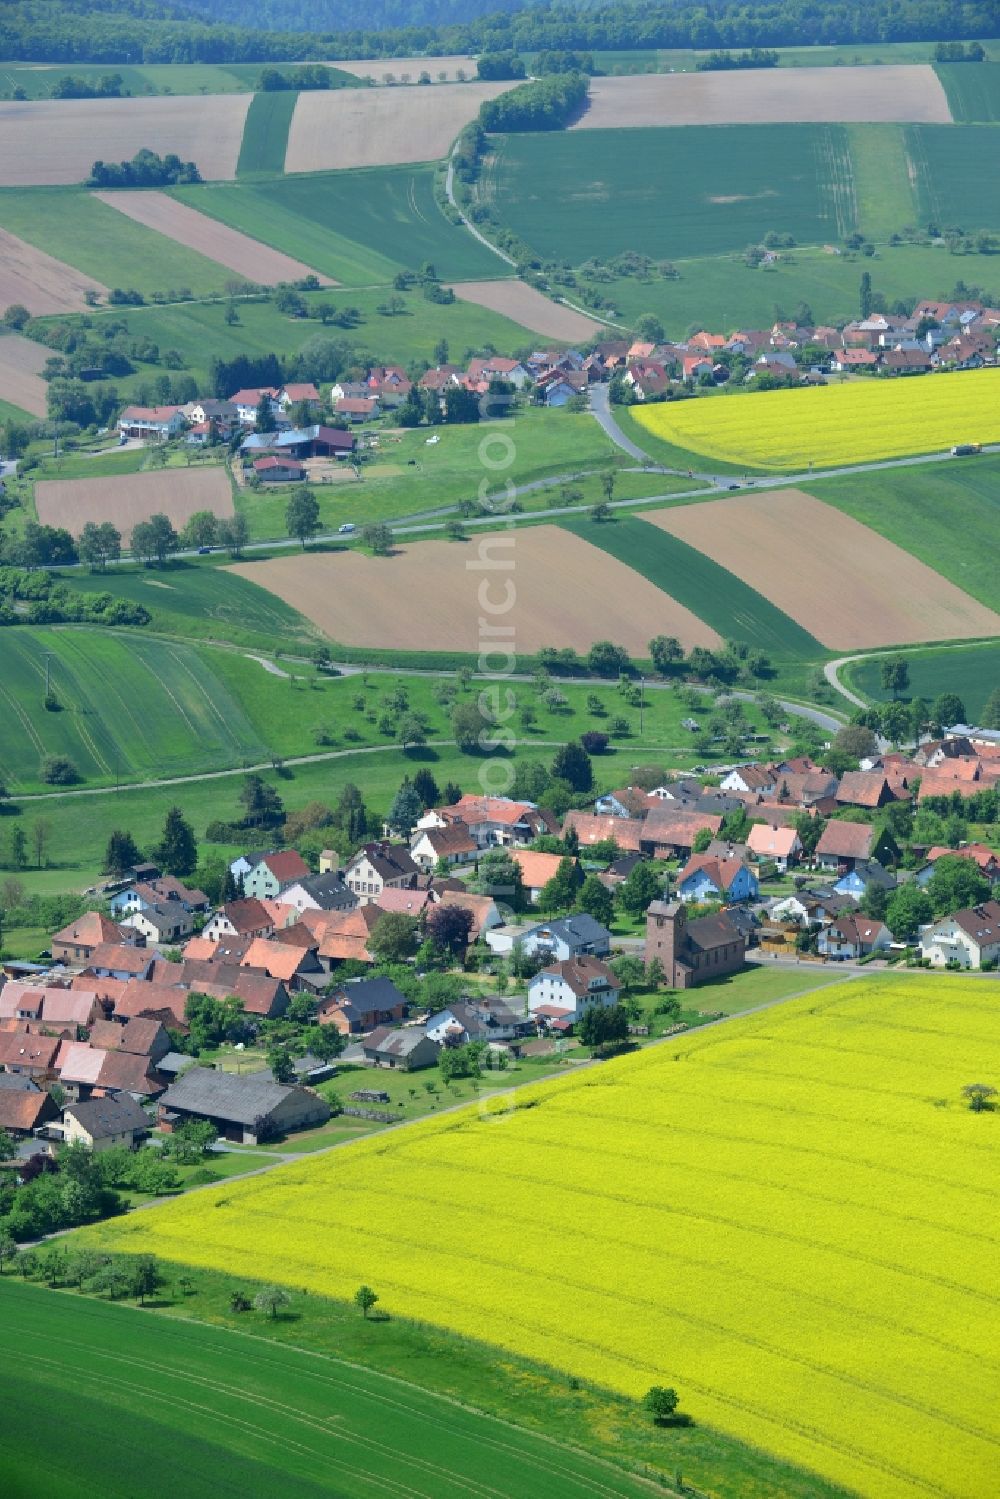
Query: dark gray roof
65,1094,149,1139
686,911,742,954
368,1028,437,1058
157,1051,195,1075
291,871,354,907
160,1066,300,1125
331,976,408,1012
844,860,896,890
528,914,610,945
0,1072,40,1093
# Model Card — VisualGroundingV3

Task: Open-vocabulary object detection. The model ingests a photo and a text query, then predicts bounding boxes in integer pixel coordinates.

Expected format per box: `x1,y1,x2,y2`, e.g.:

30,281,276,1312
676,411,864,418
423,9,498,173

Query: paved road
589,382,673,466
444,154,515,267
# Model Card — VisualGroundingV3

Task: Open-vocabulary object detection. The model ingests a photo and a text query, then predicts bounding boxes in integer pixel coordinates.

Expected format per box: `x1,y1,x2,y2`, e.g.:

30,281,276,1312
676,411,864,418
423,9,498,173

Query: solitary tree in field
879,656,909,699
254,1285,291,1319
643,1386,680,1424
285,486,320,548
963,1083,997,1113
354,1285,379,1319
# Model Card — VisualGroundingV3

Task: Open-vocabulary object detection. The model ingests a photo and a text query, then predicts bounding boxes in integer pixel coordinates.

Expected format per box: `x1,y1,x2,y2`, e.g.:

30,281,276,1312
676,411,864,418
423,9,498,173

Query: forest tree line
1,0,996,66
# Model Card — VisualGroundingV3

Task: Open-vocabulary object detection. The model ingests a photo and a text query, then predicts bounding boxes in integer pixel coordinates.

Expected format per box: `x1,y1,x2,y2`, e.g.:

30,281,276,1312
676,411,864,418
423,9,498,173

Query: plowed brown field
36,465,234,542
233,525,720,653
94,191,336,286
646,490,1000,648
0,94,251,186
0,227,107,313
322,55,479,83
574,66,952,128
448,280,605,340
285,82,515,172
0,332,50,417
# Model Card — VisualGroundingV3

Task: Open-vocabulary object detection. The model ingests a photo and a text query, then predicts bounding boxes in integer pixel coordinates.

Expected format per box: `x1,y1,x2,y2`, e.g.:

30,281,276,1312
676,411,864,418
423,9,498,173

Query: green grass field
57,560,316,652
490,125,855,263
933,62,1000,121
843,123,917,240
612,405,762,476
72,288,541,396
0,397,34,426
236,89,299,177
845,643,1000,720
176,165,503,285
0,62,260,99
0,1281,662,1499
238,407,627,536
907,123,1000,231
0,618,777,796
808,454,1000,613
0,187,232,298
560,513,821,660
596,241,960,340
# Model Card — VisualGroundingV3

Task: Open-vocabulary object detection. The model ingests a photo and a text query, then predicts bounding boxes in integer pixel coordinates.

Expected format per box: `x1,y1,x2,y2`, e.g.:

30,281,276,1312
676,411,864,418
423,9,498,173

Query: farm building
252,456,306,483
158,1066,330,1144
62,1095,150,1153
361,1026,439,1071
241,425,355,460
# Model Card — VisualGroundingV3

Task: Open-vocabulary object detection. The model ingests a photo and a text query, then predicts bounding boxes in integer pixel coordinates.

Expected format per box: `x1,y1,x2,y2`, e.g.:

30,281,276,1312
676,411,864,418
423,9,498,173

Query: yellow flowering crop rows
633,367,1000,469
82,977,1000,1498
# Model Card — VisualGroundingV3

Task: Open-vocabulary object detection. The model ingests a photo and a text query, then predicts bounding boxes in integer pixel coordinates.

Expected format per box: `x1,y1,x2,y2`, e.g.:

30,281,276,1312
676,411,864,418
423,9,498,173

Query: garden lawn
809,453,1000,612
560,513,821,659
175,165,503,285
72,977,1000,1499
632,369,1000,469
845,643,1000,722
0,186,233,298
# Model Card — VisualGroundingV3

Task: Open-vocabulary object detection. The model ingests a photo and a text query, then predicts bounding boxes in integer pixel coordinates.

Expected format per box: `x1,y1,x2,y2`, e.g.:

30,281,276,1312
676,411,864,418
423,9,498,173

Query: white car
338,522,355,534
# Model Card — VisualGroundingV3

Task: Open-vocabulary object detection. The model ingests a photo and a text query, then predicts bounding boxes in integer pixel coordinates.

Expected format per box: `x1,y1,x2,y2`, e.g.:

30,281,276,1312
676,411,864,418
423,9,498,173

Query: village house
316,975,408,1034
917,845,1000,888
675,855,759,905
0,982,104,1032
833,860,896,901
252,455,306,483
424,997,530,1048
335,395,379,422
344,842,419,903
747,823,802,871
0,1078,60,1139
511,849,571,905
645,900,745,989
416,795,555,850
563,812,645,853
158,1067,329,1144
817,913,893,961
109,877,210,921
919,900,1000,970
230,387,281,426
117,404,186,441
433,890,502,941
242,851,311,902
278,870,357,914
528,956,620,1028
0,1031,62,1084
83,944,156,982
62,1095,150,1153
202,898,274,944
640,807,723,859
814,821,895,872
120,901,194,946
514,914,611,962
50,911,132,964
239,937,324,991
183,397,239,434
409,822,479,872
88,1017,171,1065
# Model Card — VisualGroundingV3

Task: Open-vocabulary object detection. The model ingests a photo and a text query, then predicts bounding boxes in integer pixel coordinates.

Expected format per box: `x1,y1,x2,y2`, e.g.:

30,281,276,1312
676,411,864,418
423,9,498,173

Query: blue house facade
676,858,759,905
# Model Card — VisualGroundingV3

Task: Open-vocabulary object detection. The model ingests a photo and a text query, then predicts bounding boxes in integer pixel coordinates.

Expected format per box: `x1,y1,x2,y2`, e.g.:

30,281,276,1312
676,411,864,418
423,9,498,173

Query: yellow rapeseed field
81,977,1000,1498
633,367,1000,468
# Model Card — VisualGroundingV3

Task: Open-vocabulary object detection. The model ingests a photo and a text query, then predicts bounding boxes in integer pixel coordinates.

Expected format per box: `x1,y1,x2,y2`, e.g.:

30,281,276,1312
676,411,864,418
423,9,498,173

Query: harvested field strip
0,225,107,315
326,54,479,83
285,82,514,172
237,88,298,177
0,331,51,417
572,66,953,128
34,465,233,544
76,977,1000,1499
647,490,1000,650
561,514,820,659
0,186,239,297
94,191,336,287
0,94,251,186
231,526,721,655
632,368,1000,468
447,280,603,339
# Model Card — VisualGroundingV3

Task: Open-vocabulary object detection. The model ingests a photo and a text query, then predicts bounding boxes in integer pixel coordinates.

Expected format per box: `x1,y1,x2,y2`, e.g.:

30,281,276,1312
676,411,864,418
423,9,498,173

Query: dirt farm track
0,94,251,186
573,65,952,128
646,490,1000,650
35,466,235,543
233,526,720,654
